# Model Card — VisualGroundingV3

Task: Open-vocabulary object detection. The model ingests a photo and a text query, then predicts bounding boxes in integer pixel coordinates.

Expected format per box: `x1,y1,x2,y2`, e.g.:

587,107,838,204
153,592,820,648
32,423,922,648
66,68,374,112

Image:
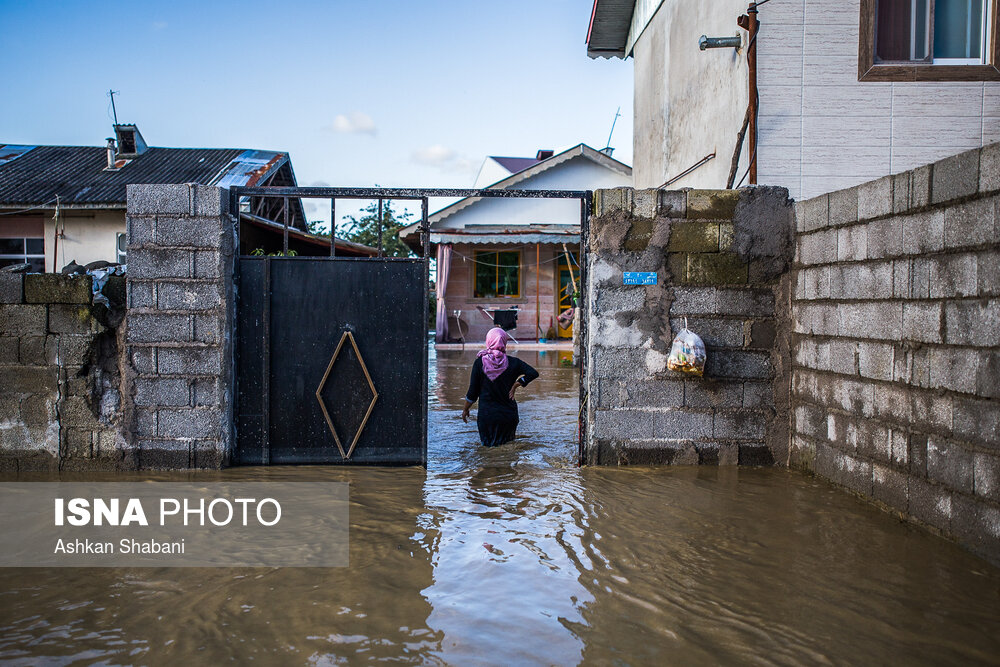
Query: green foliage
341,200,414,258
306,221,327,236
250,248,298,257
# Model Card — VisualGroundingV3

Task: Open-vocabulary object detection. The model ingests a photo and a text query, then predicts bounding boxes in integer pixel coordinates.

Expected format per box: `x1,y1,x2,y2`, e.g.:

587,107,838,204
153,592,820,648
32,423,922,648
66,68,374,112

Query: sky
0,0,633,226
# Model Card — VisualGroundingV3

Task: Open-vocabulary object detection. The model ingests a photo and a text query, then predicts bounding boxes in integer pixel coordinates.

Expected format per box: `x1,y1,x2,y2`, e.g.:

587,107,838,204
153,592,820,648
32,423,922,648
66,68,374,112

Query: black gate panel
235,257,427,465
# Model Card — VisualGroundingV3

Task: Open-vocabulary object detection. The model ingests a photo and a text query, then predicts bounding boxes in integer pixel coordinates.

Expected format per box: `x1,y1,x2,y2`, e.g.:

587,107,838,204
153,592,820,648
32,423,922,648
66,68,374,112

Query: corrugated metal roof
491,156,542,174
0,145,36,167
0,144,288,207
586,0,637,58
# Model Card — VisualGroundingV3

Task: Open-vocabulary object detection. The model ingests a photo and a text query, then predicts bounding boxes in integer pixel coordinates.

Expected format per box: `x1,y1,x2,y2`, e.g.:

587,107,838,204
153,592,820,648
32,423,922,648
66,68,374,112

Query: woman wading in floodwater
461,327,539,446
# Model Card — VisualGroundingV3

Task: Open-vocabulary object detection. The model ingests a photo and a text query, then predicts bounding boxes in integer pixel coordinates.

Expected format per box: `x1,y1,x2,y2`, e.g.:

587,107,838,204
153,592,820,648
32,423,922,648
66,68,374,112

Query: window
0,237,45,272
117,233,127,264
860,0,999,79
474,250,520,298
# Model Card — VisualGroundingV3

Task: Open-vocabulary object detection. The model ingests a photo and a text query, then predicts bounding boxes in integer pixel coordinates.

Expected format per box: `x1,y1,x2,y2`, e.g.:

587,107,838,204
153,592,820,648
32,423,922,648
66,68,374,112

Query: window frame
472,249,522,300
117,232,127,264
859,0,1000,80
0,237,45,272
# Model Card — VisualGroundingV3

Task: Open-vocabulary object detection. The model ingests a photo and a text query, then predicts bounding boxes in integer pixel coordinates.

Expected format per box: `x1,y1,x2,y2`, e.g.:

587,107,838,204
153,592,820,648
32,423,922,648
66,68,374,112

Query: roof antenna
603,106,621,156
108,89,120,126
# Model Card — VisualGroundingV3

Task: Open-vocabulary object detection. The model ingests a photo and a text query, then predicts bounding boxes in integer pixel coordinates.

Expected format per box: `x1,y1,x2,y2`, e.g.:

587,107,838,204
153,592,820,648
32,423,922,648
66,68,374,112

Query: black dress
465,355,540,447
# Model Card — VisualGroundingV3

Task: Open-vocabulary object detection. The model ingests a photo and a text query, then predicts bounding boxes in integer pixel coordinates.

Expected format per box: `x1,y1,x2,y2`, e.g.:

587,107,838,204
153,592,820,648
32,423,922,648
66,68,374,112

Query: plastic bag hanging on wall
667,317,706,377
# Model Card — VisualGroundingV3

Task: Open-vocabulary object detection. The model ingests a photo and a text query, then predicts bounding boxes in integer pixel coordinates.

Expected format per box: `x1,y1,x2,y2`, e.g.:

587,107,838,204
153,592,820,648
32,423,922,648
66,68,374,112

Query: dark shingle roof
0,145,285,207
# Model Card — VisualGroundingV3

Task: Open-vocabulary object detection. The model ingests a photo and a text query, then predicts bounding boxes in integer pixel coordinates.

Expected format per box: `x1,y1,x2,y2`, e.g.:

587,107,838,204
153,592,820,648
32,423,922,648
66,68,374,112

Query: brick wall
583,186,794,465
0,273,127,471
125,184,235,469
790,144,1000,563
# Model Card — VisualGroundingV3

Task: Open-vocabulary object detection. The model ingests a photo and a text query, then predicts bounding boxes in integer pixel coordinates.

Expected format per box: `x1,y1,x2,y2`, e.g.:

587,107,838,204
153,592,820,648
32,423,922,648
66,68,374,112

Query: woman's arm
508,358,540,399
462,358,483,423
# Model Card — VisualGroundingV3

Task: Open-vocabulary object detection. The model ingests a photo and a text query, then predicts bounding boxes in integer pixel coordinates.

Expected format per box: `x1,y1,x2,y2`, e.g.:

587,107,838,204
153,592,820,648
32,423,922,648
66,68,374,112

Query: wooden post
748,2,759,185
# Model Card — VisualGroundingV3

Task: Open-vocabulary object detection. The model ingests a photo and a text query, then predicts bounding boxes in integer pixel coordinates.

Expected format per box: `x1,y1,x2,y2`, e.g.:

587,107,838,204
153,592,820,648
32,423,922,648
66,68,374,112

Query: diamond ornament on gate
315,331,379,459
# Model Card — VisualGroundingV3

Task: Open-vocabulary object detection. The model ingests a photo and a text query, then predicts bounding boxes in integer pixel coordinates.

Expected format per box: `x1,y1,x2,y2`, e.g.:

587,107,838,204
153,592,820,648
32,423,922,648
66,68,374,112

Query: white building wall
44,210,125,272
631,0,750,189
758,0,1000,200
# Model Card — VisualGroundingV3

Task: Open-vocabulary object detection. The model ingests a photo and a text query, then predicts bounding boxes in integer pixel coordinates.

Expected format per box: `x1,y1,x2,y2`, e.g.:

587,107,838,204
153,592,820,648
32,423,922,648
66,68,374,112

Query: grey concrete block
134,408,157,438
0,274,23,304
127,216,155,246
156,282,222,311
59,396,99,428
793,303,838,336
945,299,1000,346
840,451,874,496
908,433,928,477
194,250,223,279
684,380,744,408
837,224,867,261
64,428,93,458
0,366,58,394
795,403,828,441
24,274,92,305
48,305,98,335
943,196,997,249
590,408,713,440
953,396,1000,448
977,350,1000,398
797,194,829,232
901,209,945,255
657,190,686,218
929,253,978,298
127,281,154,309
858,175,893,221
909,391,953,437
866,217,903,259
157,346,222,375
622,380,684,408
595,288,645,314
872,463,908,510
668,317,744,348
929,347,978,394
892,171,911,214
134,377,190,407
974,451,1000,502
130,347,155,374
192,185,228,216
0,304,46,335
157,408,221,439
911,164,932,209
743,382,772,408
909,257,931,298
128,248,192,279
892,260,910,298
632,189,657,219
137,439,191,470
672,286,774,317
193,378,221,406
19,394,55,426
128,184,191,216
705,349,771,379
798,228,838,265
18,335,57,366
193,440,226,469
838,301,902,340
830,262,892,300
927,436,975,494
591,348,649,379
193,314,221,344
857,341,894,381
901,302,942,343
828,186,858,226
932,147,979,205
127,313,191,344
0,337,17,364
909,477,952,532
801,266,830,300
889,428,909,467
979,250,1000,294
981,142,1000,193
155,218,224,248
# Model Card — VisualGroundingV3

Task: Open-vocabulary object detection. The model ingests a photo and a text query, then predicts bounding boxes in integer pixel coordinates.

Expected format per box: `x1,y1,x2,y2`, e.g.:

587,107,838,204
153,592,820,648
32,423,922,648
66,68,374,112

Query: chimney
536,149,554,160
113,124,147,156
600,147,615,157
105,138,117,170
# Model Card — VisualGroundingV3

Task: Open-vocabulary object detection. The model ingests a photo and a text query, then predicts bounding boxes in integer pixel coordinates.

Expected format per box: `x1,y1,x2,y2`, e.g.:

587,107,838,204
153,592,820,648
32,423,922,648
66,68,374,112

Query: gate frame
228,186,592,466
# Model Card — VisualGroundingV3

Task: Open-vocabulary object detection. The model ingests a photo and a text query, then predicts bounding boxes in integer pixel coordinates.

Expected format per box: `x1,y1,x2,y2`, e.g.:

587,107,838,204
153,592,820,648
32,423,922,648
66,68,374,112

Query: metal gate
230,186,590,466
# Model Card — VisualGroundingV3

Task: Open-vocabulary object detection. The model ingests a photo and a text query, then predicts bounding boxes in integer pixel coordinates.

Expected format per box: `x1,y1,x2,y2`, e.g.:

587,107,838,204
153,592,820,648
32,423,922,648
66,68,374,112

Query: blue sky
0,0,633,224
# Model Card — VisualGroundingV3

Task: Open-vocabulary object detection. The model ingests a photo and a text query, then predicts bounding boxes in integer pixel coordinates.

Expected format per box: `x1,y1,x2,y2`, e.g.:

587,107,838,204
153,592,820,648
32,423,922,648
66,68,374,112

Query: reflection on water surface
1,347,999,665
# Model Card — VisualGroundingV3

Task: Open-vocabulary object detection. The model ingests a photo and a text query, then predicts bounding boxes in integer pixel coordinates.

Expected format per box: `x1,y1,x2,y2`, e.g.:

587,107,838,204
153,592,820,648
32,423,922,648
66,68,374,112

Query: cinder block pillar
125,184,235,469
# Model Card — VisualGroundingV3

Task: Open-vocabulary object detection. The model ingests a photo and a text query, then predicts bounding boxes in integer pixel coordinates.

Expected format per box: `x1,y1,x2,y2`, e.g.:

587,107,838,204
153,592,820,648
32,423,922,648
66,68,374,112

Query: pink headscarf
478,327,509,381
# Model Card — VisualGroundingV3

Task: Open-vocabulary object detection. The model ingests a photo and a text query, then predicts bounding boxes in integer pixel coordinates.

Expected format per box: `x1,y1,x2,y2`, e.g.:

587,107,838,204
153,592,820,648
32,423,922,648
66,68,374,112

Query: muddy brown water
2,347,1000,665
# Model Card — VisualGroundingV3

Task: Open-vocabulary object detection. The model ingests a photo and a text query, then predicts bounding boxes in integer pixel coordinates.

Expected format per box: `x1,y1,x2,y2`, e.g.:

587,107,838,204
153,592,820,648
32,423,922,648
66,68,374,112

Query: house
586,0,1000,199
0,124,374,271
399,144,632,344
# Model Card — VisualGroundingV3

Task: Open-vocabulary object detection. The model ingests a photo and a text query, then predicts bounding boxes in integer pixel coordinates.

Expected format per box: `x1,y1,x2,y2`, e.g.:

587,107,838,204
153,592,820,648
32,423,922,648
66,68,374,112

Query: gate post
125,184,236,469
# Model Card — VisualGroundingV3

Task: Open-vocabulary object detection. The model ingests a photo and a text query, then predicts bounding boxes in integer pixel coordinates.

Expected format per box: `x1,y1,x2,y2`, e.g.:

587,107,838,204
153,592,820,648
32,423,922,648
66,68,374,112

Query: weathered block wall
0,273,127,471
125,184,235,469
583,187,794,465
790,144,1000,562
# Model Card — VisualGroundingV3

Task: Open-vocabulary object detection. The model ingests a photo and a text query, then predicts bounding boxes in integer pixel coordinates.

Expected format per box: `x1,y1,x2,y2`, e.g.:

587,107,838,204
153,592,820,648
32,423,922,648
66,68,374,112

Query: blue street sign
623,272,657,285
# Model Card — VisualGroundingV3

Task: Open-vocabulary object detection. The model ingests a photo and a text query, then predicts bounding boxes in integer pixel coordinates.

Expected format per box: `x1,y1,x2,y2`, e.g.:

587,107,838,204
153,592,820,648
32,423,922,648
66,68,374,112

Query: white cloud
411,144,476,175
328,111,377,136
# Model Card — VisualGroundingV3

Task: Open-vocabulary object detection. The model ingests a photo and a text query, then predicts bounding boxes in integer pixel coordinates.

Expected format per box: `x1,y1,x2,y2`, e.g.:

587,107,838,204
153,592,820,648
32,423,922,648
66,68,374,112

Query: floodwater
2,346,1000,665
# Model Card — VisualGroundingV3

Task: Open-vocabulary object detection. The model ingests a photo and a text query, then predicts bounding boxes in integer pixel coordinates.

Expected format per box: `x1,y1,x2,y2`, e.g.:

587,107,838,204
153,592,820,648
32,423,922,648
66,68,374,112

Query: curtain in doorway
435,244,452,343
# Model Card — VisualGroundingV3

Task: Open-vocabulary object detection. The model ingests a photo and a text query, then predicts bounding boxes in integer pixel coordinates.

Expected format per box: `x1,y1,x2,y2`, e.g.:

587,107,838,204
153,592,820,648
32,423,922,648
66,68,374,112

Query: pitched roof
0,144,290,207
490,156,542,174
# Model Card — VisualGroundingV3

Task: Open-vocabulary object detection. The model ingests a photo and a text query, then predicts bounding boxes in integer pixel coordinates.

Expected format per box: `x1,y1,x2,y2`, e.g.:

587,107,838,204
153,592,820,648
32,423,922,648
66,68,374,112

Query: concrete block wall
0,273,127,471
125,184,235,469
790,144,1000,563
584,186,794,465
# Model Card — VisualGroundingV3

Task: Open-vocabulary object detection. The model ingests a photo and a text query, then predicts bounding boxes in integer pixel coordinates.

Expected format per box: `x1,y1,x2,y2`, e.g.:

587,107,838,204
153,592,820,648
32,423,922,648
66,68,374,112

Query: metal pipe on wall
535,243,540,342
